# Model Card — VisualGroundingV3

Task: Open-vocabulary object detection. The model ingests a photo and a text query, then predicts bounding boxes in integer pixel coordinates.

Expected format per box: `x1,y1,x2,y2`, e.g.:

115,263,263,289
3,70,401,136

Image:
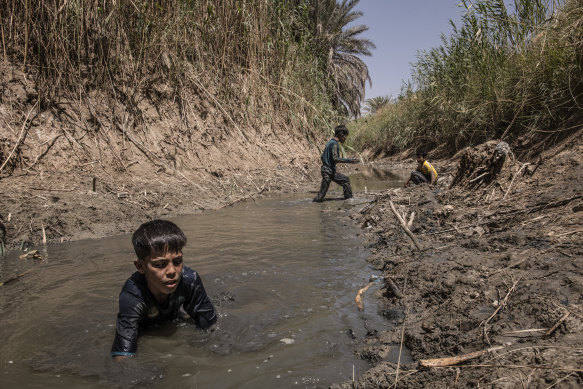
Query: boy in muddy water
313,124,359,202
404,149,438,187
111,219,217,360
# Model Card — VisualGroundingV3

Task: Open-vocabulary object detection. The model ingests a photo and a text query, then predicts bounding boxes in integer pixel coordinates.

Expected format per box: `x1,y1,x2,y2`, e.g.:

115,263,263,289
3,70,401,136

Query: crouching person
111,219,217,360
405,150,438,187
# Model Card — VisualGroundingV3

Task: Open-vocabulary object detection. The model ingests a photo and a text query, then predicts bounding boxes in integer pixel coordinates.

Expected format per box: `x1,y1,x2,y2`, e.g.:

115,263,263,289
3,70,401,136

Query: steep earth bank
0,66,321,251
334,131,583,388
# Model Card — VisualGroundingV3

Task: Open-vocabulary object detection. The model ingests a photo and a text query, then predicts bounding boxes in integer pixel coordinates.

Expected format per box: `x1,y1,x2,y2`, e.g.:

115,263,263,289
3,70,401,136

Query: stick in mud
386,277,404,299
418,346,504,368
389,200,422,250
544,312,570,337
503,163,529,200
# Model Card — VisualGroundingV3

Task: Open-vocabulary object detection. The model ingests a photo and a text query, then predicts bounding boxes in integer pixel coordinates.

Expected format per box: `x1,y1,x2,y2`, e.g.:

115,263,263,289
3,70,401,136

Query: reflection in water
0,187,400,388
350,166,404,192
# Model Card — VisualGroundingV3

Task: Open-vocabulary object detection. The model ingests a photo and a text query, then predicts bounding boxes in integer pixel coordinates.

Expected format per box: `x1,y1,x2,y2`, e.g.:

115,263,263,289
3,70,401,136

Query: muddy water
0,169,403,388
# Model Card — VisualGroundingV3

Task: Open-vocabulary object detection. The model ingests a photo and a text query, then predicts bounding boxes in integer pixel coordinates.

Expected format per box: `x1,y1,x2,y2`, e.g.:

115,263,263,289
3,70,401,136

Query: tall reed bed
350,0,582,155
0,0,338,134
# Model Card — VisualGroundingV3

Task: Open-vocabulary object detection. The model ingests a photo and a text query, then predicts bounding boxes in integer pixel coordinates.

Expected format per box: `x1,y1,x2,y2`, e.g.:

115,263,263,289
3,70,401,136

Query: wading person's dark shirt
111,265,216,357
321,139,352,172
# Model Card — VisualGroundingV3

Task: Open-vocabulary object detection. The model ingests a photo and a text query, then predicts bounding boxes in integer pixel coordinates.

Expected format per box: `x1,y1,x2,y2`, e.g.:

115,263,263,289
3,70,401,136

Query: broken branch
389,200,422,250
503,163,530,200
419,346,503,368
544,312,570,337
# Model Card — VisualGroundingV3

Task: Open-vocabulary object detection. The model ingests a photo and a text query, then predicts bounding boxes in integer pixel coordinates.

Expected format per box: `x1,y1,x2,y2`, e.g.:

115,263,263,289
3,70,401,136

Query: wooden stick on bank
419,346,504,368
389,200,422,250
503,163,530,200
545,312,570,337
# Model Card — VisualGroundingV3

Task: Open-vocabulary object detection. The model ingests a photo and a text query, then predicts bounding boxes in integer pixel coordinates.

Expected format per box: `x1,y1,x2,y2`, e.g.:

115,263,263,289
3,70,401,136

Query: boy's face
135,251,183,303
416,155,425,164
338,133,347,143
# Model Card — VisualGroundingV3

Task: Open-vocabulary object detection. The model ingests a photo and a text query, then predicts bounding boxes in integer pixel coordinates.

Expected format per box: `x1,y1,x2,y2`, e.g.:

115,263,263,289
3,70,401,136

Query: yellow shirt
419,161,437,179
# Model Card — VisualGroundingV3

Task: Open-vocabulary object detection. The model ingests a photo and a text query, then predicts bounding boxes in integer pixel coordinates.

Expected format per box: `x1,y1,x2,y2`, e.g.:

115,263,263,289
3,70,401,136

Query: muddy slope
0,67,321,251
334,132,583,388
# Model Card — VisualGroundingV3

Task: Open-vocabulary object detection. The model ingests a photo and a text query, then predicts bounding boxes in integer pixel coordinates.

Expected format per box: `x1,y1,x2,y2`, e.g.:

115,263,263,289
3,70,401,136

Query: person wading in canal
111,220,217,360
404,149,438,187
313,124,359,203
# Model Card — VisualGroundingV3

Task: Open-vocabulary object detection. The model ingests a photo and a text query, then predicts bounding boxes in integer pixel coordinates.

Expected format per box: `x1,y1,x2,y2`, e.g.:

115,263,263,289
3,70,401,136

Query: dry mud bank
334,133,583,388
0,67,320,251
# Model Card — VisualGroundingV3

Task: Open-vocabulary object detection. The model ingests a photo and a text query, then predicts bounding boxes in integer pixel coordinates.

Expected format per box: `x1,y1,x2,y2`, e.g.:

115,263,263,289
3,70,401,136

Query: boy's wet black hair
132,219,187,261
334,124,349,137
416,149,427,157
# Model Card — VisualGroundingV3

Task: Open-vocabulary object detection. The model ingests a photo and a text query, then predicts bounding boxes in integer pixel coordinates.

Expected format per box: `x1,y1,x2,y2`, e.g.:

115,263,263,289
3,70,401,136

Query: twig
0,103,37,173
80,160,99,166
444,364,583,373
501,328,545,335
26,133,63,172
407,211,415,228
113,125,205,192
389,200,422,250
46,224,63,236
394,306,410,388
346,201,371,207
481,278,520,344
503,163,530,200
488,251,534,278
28,187,74,192
469,171,489,183
387,277,404,299
553,228,583,238
546,373,575,389
214,186,266,210
419,346,504,368
544,312,570,337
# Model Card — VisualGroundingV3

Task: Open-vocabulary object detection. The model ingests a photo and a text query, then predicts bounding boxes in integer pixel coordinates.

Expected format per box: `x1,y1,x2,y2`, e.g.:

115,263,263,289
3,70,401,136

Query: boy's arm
111,291,144,360
332,142,355,164
183,270,217,329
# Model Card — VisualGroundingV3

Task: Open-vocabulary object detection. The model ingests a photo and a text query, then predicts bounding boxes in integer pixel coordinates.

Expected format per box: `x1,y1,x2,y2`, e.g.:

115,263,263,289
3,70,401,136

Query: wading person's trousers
313,166,352,202
409,171,430,185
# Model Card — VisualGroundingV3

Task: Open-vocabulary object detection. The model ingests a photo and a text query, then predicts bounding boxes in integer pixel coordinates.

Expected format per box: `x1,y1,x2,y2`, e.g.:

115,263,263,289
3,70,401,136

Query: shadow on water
0,172,405,389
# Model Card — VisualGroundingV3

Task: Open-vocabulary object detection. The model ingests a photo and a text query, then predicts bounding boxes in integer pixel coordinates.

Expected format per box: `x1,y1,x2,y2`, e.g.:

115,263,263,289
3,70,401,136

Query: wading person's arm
332,141,358,165
183,269,217,329
111,292,144,360
430,170,436,186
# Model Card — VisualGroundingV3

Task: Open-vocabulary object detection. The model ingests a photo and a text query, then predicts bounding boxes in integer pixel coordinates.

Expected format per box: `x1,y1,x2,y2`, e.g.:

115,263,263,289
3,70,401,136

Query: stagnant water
0,167,404,388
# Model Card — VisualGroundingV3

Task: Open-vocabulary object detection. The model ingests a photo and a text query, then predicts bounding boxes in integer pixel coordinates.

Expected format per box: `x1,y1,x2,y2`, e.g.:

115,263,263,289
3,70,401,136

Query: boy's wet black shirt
111,265,216,356
320,139,352,171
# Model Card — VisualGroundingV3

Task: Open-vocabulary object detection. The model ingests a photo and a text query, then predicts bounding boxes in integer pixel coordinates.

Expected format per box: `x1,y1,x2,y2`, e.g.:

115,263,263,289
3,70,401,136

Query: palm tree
364,95,391,114
309,0,375,117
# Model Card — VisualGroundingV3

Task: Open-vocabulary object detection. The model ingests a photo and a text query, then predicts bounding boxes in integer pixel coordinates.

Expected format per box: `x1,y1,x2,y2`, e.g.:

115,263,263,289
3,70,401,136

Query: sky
353,1,466,101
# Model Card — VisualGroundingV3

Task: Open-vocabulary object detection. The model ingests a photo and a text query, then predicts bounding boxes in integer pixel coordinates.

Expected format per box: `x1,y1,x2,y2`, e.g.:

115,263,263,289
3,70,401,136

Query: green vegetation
350,0,583,156
363,95,391,114
1,0,373,137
